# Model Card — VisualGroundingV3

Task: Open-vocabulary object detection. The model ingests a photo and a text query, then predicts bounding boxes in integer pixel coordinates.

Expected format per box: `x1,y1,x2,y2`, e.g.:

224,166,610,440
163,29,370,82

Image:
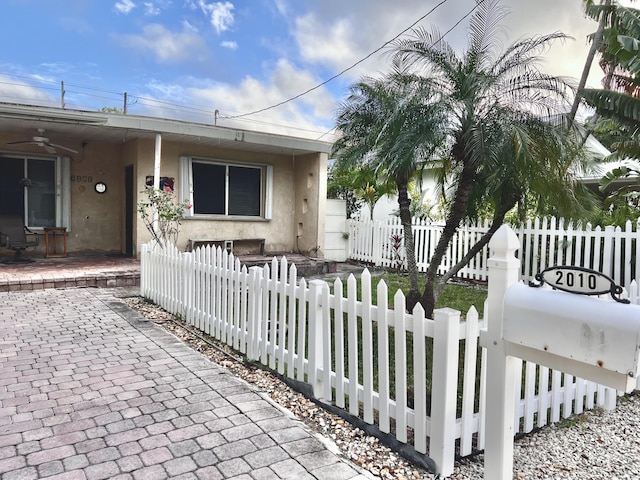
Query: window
181,157,272,219
0,155,70,229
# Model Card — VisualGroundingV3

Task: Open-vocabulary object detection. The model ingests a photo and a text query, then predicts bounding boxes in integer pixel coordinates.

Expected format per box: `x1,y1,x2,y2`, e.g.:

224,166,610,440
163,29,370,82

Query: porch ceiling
0,102,333,156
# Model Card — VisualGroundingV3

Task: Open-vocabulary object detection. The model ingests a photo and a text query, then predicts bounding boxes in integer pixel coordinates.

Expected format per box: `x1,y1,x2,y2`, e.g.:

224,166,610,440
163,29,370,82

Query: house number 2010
555,270,597,290
530,265,629,303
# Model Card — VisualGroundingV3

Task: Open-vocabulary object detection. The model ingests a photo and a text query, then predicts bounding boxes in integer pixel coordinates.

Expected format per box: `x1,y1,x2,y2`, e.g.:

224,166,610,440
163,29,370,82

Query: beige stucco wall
293,152,328,256
0,131,327,259
68,141,123,253
132,138,326,257
0,134,124,256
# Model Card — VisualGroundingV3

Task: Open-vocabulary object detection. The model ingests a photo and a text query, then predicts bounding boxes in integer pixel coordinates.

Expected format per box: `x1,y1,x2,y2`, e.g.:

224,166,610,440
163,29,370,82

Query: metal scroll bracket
529,265,630,304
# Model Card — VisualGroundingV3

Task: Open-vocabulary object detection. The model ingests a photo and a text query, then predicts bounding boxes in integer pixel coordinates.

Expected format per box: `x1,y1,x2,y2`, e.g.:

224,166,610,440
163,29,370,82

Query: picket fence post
372,220,383,266
139,243,148,297
484,225,521,480
308,279,330,401
246,266,263,362
429,307,461,477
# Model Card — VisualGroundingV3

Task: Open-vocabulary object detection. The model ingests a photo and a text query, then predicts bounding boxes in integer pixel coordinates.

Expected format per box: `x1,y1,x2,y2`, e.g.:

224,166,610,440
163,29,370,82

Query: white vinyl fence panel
347,217,640,288
140,237,619,476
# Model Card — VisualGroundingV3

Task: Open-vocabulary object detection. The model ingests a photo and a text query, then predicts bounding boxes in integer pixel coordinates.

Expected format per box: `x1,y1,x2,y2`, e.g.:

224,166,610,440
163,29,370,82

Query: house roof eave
0,102,332,156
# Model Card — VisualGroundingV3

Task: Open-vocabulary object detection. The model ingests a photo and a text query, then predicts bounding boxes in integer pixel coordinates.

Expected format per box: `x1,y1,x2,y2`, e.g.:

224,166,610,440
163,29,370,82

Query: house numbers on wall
529,265,629,304
70,175,93,183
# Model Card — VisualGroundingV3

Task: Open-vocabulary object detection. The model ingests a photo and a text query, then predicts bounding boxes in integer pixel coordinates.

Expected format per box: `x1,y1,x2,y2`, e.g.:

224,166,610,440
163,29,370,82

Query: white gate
324,199,347,261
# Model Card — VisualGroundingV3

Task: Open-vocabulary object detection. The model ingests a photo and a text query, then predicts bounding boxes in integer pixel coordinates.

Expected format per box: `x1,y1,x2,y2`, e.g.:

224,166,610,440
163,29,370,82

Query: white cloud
197,1,235,35
143,2,161,15
291,1,428,80
220,40,238,50
117,24,208,63
272,0,288,16
290,0,607,86
295,14,358,69
182,20,199,32
132,60,337,139
114,0,136,14
0,75,56,107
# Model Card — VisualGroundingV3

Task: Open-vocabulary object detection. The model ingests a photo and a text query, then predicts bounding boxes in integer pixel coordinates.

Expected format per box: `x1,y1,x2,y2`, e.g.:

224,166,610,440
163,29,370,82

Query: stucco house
0,102,332,259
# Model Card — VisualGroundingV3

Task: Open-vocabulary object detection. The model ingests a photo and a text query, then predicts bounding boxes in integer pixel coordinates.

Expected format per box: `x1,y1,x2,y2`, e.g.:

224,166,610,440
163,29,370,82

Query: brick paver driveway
0,288,367,480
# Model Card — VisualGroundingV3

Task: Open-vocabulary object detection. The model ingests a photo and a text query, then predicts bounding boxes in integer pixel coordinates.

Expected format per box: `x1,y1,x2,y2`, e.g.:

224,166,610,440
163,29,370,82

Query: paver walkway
0,287,370,480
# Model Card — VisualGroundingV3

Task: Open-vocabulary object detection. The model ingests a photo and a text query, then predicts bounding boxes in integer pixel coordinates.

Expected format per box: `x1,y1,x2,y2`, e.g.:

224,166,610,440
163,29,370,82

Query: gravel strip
123,296,640,479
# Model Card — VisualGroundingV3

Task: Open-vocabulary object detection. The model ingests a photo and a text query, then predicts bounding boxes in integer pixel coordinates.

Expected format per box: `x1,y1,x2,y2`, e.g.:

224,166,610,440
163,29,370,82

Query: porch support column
153,133,162,232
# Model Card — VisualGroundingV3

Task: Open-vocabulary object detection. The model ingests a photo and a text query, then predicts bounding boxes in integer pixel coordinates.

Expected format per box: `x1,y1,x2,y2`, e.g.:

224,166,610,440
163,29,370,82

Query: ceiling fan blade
48,142,78,154
42,143,57,154
6,140,36,145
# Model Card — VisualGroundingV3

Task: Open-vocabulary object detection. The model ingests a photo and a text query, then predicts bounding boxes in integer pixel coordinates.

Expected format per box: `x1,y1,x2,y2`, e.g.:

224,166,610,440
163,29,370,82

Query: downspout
153,133,162,233
293,152,299,253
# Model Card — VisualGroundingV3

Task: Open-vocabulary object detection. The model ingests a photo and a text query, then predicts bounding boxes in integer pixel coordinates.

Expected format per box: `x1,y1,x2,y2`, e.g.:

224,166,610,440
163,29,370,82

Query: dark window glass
228,166,261,216
191,162,262,217
27,159,56,227
0,158,25,217
0,157,56,227
192,162,225,214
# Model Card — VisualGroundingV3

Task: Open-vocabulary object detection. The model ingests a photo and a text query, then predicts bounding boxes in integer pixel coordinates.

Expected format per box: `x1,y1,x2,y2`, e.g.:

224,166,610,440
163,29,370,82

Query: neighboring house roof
0,102,333,155
578,133,640,184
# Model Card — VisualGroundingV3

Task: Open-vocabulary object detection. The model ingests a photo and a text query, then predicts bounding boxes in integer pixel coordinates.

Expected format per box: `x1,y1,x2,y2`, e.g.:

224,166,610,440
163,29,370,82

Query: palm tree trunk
434,199,515,298
420,161,476,317
396,177,421,309
569,0,612,123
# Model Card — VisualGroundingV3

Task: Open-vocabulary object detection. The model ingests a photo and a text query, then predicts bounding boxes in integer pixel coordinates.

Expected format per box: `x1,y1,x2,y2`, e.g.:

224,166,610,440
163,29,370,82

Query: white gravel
453,392,640,479
124,296,640,480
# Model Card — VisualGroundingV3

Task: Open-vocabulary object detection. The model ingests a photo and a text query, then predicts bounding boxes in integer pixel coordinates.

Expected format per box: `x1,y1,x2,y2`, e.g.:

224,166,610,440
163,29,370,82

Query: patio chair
0,215,39,263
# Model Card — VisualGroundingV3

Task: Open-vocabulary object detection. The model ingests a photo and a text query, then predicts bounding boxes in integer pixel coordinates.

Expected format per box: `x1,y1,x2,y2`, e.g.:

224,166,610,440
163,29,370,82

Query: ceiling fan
7,128,78,154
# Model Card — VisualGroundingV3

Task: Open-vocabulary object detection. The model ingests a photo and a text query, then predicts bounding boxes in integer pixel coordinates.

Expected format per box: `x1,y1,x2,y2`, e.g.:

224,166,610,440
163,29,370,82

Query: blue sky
0,0,629,140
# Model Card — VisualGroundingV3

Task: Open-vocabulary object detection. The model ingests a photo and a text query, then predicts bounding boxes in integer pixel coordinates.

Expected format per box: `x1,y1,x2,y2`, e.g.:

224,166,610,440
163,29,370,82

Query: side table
44,227,68,258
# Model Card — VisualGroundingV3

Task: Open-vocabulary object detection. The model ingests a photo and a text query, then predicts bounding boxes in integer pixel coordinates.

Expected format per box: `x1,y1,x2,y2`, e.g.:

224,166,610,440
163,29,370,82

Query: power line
223,0,452,120
0,74,336,137
0,0,486,132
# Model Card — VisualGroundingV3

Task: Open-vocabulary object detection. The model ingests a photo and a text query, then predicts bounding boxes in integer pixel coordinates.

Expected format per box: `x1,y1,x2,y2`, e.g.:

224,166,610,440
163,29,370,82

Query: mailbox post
484,226,521,480
484,225,640,479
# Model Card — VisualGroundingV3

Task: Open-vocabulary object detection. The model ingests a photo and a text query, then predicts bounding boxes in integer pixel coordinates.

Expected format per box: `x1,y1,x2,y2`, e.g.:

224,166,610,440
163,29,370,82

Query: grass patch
331,271,487,315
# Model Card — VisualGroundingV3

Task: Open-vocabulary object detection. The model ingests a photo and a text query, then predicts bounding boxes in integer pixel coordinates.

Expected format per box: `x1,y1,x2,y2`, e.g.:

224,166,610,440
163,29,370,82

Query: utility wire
223,0,452,120
0,0,485,132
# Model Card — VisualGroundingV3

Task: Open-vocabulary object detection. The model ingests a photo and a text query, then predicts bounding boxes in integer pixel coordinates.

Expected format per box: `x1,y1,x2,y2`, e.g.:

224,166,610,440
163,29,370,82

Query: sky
0,0,634,141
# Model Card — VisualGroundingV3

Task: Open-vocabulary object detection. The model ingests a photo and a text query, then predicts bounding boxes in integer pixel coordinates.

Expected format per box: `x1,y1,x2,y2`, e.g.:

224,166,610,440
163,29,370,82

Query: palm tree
391,0,577,315
581,4,640,127
328,164,396,220
581,3,640,216
569,0,613,123
439,115,596,289
332,75,447,306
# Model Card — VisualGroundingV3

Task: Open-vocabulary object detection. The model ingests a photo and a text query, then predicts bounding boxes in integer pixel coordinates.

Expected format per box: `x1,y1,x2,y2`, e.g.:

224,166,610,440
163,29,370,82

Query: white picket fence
140,239,619,476
347,217,640,288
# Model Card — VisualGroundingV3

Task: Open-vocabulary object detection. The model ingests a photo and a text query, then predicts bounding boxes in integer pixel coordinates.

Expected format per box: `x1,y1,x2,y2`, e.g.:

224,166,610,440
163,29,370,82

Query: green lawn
332,271,487,315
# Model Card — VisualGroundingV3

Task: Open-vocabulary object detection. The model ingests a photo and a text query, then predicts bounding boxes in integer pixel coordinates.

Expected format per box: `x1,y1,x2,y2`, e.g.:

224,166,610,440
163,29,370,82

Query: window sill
184,215,270,222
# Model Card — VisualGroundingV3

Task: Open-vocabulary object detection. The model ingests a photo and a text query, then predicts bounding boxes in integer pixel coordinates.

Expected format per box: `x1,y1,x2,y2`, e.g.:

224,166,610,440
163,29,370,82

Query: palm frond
582,88,640,124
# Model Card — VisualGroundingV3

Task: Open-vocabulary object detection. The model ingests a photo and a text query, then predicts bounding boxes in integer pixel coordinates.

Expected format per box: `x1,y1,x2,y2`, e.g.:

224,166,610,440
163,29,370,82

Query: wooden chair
0,215,39,263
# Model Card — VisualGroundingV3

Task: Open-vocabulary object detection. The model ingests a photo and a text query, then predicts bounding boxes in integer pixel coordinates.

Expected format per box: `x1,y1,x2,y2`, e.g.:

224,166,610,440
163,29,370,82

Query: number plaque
529,266,629,304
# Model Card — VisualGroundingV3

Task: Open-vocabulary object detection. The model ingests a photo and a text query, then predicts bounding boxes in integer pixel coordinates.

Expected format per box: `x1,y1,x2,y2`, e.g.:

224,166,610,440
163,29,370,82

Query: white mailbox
503,283,640,393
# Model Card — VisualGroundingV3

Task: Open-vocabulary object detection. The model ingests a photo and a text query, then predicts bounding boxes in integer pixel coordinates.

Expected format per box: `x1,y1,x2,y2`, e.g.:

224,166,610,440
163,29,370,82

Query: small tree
328,163,396,219
138,188,191,246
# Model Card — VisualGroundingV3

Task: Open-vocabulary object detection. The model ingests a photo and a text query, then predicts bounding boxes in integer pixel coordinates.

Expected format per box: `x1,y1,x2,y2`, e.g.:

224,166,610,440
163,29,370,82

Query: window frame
180,156,273,220
0,154,70,230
